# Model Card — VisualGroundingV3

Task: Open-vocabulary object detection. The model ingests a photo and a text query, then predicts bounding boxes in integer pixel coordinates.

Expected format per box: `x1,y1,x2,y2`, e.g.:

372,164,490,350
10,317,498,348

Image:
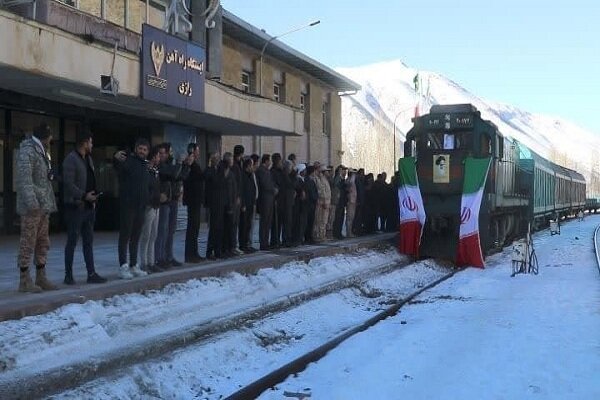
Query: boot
35,265,58,291
19,269,42,293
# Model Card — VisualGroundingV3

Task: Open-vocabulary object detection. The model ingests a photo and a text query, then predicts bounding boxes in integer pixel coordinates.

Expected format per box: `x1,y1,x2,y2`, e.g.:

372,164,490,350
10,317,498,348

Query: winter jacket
148,166,161,209
16,138,57,215
241,170,257,210
183,161,204,208
114,153,150,210
62,150,94,206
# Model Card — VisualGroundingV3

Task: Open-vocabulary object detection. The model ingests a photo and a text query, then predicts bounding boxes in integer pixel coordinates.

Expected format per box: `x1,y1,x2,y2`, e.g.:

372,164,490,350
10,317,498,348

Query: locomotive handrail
594,224,600,275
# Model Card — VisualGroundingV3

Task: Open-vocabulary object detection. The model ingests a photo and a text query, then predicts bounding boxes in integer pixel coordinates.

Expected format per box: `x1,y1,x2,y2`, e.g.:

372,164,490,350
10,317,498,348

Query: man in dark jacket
270,153,284,247
239,157,256,253
114,138,152,279
256,154,275,250
305,165,319,244
139,146,162,273
231,145,245,255
183,143,204,263
62,128,106,285
155,143,192,267
204,152,220,259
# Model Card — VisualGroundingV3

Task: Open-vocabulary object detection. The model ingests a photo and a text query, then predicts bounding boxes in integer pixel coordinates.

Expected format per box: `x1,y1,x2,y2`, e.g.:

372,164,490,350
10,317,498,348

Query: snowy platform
0,230,397,321
265,215,600,399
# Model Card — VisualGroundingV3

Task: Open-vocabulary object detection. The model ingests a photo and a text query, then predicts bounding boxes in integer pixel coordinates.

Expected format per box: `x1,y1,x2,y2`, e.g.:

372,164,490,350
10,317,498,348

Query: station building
0,0,360,232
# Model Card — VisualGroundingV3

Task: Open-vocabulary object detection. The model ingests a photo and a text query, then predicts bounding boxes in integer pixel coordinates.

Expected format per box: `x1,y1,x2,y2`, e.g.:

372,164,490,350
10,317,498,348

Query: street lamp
259,19,320,96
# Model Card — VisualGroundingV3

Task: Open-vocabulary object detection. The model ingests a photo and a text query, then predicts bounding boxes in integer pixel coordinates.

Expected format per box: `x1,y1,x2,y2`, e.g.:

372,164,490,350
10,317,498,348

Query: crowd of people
15,123,399,293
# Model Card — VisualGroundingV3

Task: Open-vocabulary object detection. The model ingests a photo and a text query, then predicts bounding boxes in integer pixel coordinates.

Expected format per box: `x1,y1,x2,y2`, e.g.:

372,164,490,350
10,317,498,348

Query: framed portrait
433,154,450,183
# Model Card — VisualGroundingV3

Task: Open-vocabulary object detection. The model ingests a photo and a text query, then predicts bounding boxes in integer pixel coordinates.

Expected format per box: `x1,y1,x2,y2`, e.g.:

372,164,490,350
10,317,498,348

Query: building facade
0,0,359,233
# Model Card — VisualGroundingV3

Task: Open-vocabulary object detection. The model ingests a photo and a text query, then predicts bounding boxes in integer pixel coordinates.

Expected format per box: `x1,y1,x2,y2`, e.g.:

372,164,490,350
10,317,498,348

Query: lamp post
259,19,320,96
257,19,320,154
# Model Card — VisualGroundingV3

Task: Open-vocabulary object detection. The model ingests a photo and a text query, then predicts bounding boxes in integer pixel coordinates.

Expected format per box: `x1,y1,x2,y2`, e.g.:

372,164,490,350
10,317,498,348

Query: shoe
170,259,183,267
87,272,107,284
148,263,165,273
232,248,244,256
119,264,134,280
206,255,217,261
246,247,258,253
185,256,205,263
130,264,148,277
19,268,42,293
35,266,58,291
64,271,75,285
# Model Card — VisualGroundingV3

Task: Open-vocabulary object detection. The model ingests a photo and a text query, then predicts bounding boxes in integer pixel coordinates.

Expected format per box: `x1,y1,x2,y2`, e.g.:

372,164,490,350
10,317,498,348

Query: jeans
64,206,96,275
139,207,160,268
118,206,145,266
155,203,170,264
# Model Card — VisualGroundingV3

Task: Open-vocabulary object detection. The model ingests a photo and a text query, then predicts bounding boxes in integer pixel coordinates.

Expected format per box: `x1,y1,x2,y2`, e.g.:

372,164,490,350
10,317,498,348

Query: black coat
241,170,257,210
115,153,150,210
183,162,205,208
148,166,161,209
256,165,276,213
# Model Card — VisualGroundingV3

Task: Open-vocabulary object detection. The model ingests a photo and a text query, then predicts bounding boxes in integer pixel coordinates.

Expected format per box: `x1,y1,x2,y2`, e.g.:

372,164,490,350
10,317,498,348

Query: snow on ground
50,260,448,399
263,216,600,400
0,249,404,385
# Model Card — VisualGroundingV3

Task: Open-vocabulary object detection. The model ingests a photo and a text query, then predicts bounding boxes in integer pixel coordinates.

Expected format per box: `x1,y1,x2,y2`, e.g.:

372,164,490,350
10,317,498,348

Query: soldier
345,169,358,238
16,123,58,292
313,164,331,242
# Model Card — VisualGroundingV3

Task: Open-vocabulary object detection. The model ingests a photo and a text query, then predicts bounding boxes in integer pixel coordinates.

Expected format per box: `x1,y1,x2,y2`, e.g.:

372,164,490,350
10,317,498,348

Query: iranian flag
456,157,492,268
397,157,426,257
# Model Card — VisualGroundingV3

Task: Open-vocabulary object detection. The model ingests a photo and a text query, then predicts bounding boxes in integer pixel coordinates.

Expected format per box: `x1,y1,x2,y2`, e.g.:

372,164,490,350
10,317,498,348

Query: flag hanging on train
398,157,426,257
456,157,492,268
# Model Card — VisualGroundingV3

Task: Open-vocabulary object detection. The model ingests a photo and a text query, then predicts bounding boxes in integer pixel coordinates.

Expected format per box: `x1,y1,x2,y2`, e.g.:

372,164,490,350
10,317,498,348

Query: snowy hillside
337,60,600,188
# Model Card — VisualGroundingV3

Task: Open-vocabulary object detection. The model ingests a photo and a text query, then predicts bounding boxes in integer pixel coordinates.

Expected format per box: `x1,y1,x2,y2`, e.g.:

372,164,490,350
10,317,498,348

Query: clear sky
223,0,600,134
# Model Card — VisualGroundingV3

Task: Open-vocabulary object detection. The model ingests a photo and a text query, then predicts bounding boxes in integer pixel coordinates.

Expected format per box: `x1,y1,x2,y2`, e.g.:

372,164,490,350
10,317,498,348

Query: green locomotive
401,104,585,264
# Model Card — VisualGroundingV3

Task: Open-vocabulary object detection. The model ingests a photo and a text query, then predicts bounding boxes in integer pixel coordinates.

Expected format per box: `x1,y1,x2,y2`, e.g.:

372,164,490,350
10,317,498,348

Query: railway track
224,266,460,400
2,250,421,399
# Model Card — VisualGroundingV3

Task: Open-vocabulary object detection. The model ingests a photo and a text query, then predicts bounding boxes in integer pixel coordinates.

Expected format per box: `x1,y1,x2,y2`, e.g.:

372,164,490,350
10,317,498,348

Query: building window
58,0,78,7
322,101,329,135
273,83,282,103
241,71,251,93
300,93,306,110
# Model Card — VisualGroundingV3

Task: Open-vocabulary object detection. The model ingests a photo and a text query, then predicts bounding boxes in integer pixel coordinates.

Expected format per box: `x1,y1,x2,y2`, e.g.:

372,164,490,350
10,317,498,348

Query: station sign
141,24,205,112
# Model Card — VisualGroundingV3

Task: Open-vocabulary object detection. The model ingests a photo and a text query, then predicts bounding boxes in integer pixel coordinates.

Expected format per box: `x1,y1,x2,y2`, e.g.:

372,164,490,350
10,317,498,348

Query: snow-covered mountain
337,60,600,191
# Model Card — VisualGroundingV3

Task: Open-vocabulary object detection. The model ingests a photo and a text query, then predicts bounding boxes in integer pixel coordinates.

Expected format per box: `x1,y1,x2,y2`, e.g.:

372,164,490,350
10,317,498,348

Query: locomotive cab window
425,131,471,150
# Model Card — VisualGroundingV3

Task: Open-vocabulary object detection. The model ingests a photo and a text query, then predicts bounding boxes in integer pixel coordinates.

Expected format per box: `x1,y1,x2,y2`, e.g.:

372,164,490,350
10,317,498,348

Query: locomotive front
402,104,497,261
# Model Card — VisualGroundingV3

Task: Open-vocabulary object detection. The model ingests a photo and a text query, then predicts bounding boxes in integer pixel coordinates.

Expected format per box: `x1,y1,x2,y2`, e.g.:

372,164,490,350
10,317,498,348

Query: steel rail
225,268,461,400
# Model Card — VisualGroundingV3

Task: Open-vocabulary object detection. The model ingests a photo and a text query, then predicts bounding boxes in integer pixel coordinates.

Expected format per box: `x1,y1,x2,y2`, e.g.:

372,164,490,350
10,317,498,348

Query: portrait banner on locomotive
397,157,426,257
433,154,450,183
456,157,492,268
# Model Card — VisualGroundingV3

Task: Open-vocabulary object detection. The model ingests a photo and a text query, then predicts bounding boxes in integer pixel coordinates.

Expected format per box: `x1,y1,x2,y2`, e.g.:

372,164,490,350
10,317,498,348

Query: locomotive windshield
424,131,471,150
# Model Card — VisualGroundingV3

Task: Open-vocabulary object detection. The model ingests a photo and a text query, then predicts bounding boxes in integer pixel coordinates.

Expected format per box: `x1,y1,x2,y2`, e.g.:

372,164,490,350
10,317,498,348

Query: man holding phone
62,127,107,284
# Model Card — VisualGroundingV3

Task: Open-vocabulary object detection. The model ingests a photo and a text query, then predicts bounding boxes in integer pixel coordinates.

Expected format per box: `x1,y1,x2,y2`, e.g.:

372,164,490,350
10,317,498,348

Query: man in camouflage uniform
16,123,58,293
313,163,331,242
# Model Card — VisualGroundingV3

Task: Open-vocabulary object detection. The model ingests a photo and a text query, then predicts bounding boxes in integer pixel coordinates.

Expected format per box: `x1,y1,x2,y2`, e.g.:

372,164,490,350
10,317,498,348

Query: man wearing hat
15,123,58,292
